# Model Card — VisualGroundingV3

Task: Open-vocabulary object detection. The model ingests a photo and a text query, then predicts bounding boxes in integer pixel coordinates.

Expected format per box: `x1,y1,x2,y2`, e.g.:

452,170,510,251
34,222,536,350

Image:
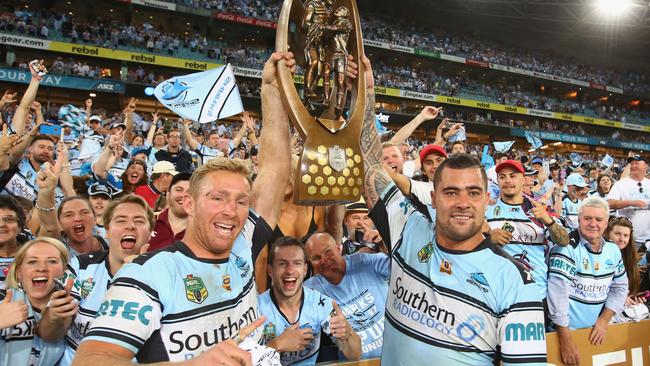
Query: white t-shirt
402,159,416,178
607,177,650,244
410,179,433,205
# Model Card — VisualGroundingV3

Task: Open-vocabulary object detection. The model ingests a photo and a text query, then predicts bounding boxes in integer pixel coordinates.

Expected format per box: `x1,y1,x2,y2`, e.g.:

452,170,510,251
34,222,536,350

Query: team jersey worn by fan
560,195,581,230
369,184,546,365
548,231,628,330
195,143,224,164
305,253,390,359
59,250,113,366
485,197,563,299
83,210,273,362
0,288,65,366
0,158,64,204
258,287,335,365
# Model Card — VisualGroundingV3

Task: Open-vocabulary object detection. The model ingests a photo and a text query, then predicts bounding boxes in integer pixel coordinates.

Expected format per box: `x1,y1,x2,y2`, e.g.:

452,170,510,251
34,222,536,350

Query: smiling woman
1,237,70,366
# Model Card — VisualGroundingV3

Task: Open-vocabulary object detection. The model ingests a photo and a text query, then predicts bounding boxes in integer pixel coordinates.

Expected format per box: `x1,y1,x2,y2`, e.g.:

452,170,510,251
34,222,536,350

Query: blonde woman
0,237,76,365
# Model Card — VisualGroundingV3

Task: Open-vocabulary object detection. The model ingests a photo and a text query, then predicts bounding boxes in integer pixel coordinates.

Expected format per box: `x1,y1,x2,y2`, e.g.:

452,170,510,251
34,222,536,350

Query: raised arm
389,106,441,146
13,61,45,136
231,115,251,149
356,56,391,210
84,98,92,126
31,101,45,127
92,134,122,180
123,98,137,145
35,161,63,240
145,113,160,145
9,121,41,165
181,119,200,151
251,53,294,229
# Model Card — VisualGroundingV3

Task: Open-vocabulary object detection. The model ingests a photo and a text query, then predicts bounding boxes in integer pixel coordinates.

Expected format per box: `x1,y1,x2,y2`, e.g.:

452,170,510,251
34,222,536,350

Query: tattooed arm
353,56,391,210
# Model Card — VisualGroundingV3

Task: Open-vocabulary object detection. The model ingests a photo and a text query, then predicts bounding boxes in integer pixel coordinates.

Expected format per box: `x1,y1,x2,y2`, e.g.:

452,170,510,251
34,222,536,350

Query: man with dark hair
148,171,191,251
258,236,361,364
134,161,178,208
0,195,26,287
0,135,63,204
353,55,546,364
154,129,194,172
450,141,466,155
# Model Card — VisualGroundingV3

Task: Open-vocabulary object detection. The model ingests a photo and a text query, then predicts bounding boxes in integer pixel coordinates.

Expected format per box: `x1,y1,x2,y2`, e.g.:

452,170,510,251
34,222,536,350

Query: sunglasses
611,216,632,225
639,182,644,194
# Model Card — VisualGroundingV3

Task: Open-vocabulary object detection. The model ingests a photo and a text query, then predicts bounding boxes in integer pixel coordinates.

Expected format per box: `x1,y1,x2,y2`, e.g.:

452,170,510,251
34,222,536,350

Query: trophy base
294,138,364,205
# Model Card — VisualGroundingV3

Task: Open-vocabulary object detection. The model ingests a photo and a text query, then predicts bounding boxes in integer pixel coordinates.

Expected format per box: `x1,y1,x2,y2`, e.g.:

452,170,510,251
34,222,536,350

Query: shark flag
524,131,543,150
150,64,243,123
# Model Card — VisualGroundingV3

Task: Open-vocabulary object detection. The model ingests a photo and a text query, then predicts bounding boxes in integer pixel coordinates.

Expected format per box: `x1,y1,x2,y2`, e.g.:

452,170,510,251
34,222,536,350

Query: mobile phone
39,124,61,136
354,229,377,251
501,222,515,234
29,60,47,77
53,278,65,292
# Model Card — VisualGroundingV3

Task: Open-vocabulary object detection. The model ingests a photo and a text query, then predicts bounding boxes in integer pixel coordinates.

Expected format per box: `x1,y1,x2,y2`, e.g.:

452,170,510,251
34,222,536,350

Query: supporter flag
151,64,243,123
448,126,467,142
570,152,583,165
481,145,495,169
601,154,614,167
375,115,389,136
524,131,543,150
493,141,515,153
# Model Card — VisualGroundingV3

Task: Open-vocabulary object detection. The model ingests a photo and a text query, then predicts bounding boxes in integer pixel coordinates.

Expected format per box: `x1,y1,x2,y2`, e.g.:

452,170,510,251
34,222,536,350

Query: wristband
35,202,55,212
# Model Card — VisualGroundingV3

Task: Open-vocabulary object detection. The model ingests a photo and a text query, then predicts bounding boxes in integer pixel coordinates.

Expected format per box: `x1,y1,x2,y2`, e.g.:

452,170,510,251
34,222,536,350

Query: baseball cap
89,115,102,123
419,144,447,162
531,157,543,166
496,159,524,174
566,173,588,188
627,154,648,163
152,161,179,175
110,122,127,130
88,183,112,199
345,197,368,213
131,147,149,157
524,166,538,176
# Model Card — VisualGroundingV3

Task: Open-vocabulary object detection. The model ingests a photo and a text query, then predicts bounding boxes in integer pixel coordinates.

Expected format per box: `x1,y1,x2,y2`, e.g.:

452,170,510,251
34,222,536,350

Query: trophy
276,0,366,205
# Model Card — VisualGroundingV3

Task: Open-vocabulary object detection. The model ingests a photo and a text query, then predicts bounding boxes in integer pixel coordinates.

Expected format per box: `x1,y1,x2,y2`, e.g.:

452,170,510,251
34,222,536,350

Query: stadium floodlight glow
595,0,634,18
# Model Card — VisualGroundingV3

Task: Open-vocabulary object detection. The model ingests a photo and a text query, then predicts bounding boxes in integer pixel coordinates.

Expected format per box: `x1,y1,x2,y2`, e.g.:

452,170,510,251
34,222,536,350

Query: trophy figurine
276,0,366,205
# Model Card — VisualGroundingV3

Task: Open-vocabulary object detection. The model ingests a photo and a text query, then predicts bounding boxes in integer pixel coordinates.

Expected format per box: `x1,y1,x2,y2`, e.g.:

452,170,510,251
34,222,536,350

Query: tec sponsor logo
96,299,153,326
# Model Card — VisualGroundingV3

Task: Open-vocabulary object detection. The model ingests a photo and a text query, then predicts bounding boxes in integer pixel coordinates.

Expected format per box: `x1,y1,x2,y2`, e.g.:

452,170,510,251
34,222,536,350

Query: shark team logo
184,274,208,304
160,79,190,103
467,272,490,293
79,277,96,299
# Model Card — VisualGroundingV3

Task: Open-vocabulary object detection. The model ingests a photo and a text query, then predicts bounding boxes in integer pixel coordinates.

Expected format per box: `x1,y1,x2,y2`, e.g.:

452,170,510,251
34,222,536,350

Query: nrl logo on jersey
79,277,96,299
184,274,208,304
417,242,433,263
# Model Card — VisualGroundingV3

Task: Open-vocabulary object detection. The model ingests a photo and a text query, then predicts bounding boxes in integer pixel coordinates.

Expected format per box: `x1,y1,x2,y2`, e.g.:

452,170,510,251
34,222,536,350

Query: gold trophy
276,0,366,205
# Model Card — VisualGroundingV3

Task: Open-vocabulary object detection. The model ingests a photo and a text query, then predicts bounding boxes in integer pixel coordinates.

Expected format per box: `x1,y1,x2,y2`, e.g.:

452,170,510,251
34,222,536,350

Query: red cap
419,144,448,162
496,159,525,174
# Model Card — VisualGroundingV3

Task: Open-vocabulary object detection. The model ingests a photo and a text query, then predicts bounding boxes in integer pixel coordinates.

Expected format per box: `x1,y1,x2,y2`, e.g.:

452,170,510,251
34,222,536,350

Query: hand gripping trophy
276,0,366,204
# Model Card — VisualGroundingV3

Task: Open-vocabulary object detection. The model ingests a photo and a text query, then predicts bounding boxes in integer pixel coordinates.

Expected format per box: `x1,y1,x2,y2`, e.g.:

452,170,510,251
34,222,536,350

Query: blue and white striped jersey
0,288,65,366
547,231,628,329
0,158,64,204
485,197,565,298
369,184,547,366
82,210,273,362
560,195,581,231
258,287,334,365
59,250,113,366
305,253,390,359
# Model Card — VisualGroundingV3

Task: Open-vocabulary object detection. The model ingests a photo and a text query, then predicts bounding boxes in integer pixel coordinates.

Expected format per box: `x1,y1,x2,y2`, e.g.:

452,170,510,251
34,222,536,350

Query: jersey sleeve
497,279,547,365
240,210,274,262
82,267,163,354
368,183,424,251
363,253,390,281
547,245,577,327
605,249,628,314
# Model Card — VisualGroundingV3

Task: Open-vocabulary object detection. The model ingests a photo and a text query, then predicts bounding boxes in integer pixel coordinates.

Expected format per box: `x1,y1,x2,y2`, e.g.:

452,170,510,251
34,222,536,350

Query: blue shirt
258,287,334,365
59,250,113,366
0,288,65,366
83,211,273,362
485,198,565,298
0,158,64,204
305,253,390,360
369,184,547,366
547,231,628,329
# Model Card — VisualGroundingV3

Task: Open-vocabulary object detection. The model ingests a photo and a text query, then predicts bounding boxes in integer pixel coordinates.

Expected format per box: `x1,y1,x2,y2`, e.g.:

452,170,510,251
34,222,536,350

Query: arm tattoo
549,222,569,246
359,91,390,208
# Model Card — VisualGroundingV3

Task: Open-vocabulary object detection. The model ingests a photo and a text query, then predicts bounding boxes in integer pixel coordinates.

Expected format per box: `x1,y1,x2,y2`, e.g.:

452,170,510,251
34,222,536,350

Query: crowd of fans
0,49,648,366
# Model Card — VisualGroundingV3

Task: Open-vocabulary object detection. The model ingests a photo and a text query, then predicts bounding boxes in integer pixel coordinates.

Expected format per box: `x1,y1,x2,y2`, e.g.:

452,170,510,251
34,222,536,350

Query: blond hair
103,194,155,231
188,157,252,199
6,237,69,289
